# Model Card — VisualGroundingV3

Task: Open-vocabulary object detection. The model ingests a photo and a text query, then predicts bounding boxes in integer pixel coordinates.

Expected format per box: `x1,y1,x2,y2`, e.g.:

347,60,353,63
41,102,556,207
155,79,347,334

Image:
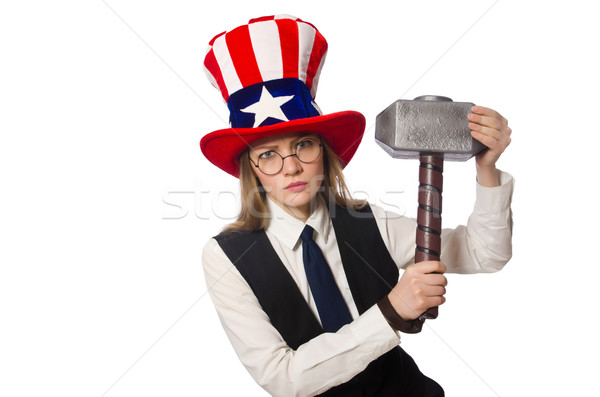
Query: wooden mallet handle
415,154,444,320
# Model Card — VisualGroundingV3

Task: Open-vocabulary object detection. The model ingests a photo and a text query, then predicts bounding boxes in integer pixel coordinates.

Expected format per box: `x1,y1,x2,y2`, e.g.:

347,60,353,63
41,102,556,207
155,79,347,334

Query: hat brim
200,111,366,178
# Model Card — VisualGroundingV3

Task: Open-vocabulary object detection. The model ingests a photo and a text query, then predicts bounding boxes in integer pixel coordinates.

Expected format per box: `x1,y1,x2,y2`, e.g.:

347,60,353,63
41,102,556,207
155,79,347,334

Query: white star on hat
240,86,294,128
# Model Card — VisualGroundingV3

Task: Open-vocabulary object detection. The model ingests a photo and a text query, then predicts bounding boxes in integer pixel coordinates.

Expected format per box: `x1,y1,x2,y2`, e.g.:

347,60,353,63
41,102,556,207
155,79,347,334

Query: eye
296,139,314,149
258,150,275,160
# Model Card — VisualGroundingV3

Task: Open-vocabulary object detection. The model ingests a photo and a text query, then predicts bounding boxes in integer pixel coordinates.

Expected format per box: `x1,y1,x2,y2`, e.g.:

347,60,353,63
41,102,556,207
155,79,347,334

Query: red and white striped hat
200,15,366,178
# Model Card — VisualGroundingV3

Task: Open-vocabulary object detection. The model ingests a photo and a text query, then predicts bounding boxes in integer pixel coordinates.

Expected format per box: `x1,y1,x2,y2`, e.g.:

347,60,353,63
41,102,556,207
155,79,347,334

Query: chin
285,193,310,207
284,190,315,208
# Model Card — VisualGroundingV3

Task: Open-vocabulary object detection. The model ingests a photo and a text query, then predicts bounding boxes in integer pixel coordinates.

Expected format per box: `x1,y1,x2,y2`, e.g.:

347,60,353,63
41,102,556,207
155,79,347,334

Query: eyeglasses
248,138,323,175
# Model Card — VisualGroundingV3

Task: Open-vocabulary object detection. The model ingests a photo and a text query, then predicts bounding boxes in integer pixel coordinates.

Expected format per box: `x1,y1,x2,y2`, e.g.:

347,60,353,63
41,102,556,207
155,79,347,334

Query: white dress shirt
202,171,514,397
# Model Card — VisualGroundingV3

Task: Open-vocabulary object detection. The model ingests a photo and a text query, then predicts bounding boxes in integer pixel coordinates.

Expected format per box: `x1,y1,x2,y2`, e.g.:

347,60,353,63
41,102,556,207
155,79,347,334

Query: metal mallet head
375,95,486,322
375,95,485,160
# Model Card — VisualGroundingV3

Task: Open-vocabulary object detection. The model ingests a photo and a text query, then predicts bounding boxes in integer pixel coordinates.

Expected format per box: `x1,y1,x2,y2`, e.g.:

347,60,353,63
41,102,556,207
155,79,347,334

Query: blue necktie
300,225,353,332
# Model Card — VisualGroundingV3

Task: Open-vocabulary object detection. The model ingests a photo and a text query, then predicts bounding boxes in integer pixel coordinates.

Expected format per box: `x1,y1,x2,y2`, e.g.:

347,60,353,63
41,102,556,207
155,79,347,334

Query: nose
281,153,303,175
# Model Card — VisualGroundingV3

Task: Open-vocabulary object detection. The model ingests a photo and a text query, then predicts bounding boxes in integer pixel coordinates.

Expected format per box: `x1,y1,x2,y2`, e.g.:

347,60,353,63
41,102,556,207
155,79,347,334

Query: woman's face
248,131,325,221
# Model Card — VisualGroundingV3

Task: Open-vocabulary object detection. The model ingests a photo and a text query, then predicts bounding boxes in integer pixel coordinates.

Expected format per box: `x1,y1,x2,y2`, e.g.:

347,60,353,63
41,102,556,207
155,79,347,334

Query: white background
1,1,598,396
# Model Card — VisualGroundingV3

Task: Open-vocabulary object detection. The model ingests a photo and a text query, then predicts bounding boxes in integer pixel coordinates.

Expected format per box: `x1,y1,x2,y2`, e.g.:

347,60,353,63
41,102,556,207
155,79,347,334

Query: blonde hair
222,139,366,232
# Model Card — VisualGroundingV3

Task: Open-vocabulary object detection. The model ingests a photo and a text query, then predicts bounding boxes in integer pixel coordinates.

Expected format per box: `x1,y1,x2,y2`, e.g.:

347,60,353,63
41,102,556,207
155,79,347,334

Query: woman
201,15,513,396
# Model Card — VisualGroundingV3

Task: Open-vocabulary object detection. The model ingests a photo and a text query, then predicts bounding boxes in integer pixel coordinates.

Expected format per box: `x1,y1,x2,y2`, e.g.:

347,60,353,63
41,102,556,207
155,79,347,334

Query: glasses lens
296,139,321,163
255,139,321,175
258,152,283,175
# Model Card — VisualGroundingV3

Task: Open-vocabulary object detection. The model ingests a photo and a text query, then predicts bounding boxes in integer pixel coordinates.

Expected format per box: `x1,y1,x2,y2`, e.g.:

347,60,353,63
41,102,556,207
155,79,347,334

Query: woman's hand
387,261,447,321
468,106,512,187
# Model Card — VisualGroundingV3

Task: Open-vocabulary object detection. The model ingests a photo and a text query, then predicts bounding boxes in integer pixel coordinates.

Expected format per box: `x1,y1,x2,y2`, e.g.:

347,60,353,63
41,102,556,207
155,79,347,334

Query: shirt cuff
377,295,424,334
474,170,514,214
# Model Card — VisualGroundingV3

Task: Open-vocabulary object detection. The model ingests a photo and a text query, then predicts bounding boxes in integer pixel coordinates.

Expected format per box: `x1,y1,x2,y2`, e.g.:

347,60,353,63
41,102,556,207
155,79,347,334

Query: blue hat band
227,78,322,129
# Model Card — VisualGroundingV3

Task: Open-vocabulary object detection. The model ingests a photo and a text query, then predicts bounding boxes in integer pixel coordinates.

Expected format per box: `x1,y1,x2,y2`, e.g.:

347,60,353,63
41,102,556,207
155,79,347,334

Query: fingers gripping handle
415,154,444,320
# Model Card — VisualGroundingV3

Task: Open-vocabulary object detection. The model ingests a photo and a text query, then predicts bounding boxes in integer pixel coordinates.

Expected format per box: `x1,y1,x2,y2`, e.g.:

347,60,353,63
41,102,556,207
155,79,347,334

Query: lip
285,181,308,191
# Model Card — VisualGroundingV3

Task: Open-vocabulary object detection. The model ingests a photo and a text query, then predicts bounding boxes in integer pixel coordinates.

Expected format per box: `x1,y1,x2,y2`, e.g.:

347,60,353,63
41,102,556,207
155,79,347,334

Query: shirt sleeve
202,238,401,397
373,170,515,274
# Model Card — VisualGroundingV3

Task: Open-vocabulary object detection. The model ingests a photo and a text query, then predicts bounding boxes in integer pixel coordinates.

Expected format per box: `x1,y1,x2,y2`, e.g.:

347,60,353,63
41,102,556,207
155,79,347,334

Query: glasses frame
248,137,323,176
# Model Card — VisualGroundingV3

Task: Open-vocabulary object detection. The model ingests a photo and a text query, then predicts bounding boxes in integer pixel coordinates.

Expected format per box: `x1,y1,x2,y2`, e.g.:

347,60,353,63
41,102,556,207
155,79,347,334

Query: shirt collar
265,194,332,250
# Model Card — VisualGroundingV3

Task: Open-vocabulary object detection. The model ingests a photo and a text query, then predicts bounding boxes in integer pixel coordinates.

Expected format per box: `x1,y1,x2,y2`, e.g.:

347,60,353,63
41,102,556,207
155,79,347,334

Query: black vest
215,203,443,396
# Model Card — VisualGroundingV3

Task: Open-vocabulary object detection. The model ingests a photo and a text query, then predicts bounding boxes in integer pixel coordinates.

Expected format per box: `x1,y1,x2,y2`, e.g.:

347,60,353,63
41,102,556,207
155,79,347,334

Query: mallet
375,95,486,321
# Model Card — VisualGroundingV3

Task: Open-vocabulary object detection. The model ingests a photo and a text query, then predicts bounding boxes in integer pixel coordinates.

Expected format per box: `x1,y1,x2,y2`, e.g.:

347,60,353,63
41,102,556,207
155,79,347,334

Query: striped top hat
200,15,366,177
